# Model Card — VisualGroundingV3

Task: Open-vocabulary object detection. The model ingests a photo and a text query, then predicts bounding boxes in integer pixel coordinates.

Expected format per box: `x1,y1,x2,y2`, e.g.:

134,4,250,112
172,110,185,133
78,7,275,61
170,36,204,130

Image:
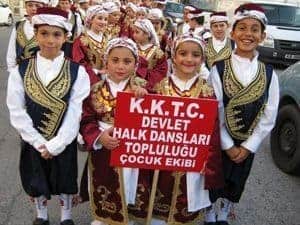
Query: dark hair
232,18,266,32
192,16,204,25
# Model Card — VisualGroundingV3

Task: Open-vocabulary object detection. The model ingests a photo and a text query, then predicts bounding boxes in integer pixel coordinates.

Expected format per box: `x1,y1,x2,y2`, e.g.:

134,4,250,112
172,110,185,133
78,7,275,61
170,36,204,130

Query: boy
6,7,90,225
204,12,233,70
206,3,279,225
6,0,47,72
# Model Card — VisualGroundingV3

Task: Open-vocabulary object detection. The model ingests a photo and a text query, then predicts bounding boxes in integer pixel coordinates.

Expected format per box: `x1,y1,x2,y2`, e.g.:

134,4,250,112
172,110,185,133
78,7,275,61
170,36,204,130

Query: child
6,0,47,72
72,5,109,78
133,18,168,92
120,2,138,38
152,33,223,225
204,12,233,70
79,37,150,225
57,0,83,57
187,8,211,41
137,6,148,20
6,7,90,225
105,2,122,39
176,5,195,36
207,4,279,225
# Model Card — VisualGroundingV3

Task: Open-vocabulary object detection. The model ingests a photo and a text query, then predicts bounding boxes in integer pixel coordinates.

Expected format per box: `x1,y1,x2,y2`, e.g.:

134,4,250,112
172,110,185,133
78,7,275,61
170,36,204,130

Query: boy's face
25,1,44,18
106,47,136,83
173,41,203,79
58,0,71,12
35,25,67,59
210,21,228,40
231,18,266,58
150,19,162,32
79,2,89,10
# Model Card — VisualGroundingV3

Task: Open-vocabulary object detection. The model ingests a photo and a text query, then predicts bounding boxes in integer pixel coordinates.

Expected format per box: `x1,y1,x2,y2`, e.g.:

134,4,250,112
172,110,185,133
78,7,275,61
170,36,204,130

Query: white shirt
6,18,34,73
212,36,227,53
170,73,211,211
7,51,90,156
182,22,190,34
87,29,103,42
210,51,279,153
68,10,83,38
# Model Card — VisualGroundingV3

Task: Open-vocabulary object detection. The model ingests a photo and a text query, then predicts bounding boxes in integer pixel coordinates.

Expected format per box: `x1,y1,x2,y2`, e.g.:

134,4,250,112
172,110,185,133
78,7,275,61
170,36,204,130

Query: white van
254,1,300,66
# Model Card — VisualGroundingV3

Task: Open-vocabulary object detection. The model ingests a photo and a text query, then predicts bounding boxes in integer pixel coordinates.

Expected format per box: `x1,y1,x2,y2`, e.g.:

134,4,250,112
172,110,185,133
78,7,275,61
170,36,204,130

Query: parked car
271,61,300,175
163,1,184,23
0,0,13,26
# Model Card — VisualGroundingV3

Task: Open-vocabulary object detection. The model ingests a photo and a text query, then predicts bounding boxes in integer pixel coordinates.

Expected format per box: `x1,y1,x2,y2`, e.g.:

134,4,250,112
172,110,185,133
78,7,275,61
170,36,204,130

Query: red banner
110,92,218,172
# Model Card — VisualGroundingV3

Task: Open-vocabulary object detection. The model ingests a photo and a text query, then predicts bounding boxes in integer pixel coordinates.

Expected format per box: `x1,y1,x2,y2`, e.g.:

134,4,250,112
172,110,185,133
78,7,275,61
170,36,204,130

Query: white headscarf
134,19,160,46
172,33,205,57
85,5,108,28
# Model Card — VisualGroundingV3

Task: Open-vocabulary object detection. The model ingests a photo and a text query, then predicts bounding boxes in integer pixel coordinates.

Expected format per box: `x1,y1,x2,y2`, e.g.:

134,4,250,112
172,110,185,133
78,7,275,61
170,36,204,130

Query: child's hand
133,86,148,98
233,146,251,164
39,145,53,160
98,127,120,150
225,146,240,161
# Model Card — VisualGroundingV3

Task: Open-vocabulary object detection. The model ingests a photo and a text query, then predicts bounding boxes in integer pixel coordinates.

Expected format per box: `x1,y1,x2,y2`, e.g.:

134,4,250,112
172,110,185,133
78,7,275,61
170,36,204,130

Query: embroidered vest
205,37,233,69
216,59,273,144
156,76,214,98
90,76,147,124
15,21,39,63
80,33,108,70
19,57,79,140
138,45,164,70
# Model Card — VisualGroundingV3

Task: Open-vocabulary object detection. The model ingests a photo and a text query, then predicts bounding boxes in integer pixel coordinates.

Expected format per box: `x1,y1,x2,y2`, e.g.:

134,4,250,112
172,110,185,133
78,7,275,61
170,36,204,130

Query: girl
204,12,234,70
6,7,90,225
6,0,47,72
152,33,223,225
187,9,211,42
208,4,279,225
105,2,122,39
133,18,168,92
72,5,109,78
120,2,138,38
79,37,150,225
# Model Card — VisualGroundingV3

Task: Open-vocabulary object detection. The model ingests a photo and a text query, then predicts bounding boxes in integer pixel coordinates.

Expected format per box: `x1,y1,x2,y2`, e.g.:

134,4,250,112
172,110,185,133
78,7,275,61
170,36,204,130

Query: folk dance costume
176,5,195,36
209,3,279,205
104,2,121,39
152,76,223,225
204,37,233,70
6,8,90,225
120,3,138,38
134,19,168,92
62,8,83,58
79,38,152,225
187,9,211,41
72,5,109,77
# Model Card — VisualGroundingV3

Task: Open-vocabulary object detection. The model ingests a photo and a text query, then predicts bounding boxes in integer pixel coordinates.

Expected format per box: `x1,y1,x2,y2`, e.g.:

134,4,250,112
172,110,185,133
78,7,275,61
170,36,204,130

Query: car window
165,2,184,13
261,4,300,27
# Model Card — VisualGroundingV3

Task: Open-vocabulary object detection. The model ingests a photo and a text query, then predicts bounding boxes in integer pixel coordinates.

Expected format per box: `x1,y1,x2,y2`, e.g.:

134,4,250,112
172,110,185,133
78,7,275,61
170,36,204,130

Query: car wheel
271,104,300,175
6,14,13,26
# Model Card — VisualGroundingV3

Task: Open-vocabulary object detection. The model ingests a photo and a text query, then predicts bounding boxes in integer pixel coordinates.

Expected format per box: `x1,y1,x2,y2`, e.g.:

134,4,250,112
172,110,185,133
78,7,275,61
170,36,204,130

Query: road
0,25,299,225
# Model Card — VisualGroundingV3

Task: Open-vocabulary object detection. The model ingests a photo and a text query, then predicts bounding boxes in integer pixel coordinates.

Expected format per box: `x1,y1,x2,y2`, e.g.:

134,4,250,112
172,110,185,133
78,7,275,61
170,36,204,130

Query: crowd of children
6,0,279,225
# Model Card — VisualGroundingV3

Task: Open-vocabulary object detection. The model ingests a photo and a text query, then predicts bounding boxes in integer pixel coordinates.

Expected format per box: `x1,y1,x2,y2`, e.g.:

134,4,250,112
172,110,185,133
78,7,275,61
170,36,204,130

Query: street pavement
0,25,299,225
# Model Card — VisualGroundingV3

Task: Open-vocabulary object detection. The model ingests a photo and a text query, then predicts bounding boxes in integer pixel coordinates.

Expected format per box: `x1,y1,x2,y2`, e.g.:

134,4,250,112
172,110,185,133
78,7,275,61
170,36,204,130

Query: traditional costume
204,12,234,70
176,5,195,36
79,38,152,225
208,4,279,225
151,34,223,225
6,7,90,225
6,0,47,72
134,19,168,92
187,9,211,41
72,5,109,77
120,2,137,38
104,2,122,39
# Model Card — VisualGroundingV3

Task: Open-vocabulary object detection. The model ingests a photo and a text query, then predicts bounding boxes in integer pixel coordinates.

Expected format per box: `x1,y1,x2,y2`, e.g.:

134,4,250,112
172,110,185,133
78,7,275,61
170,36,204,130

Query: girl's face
58,0,71,12
231,18,266,59
108,11,121,24
25,1,44,18
90,14,108,33
106,47,136,83
35,25,67,60
132,26,149,45
211,21,228,40
137,12,146,20
173,41,203,80
126,8,135,19
150,19,162,32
